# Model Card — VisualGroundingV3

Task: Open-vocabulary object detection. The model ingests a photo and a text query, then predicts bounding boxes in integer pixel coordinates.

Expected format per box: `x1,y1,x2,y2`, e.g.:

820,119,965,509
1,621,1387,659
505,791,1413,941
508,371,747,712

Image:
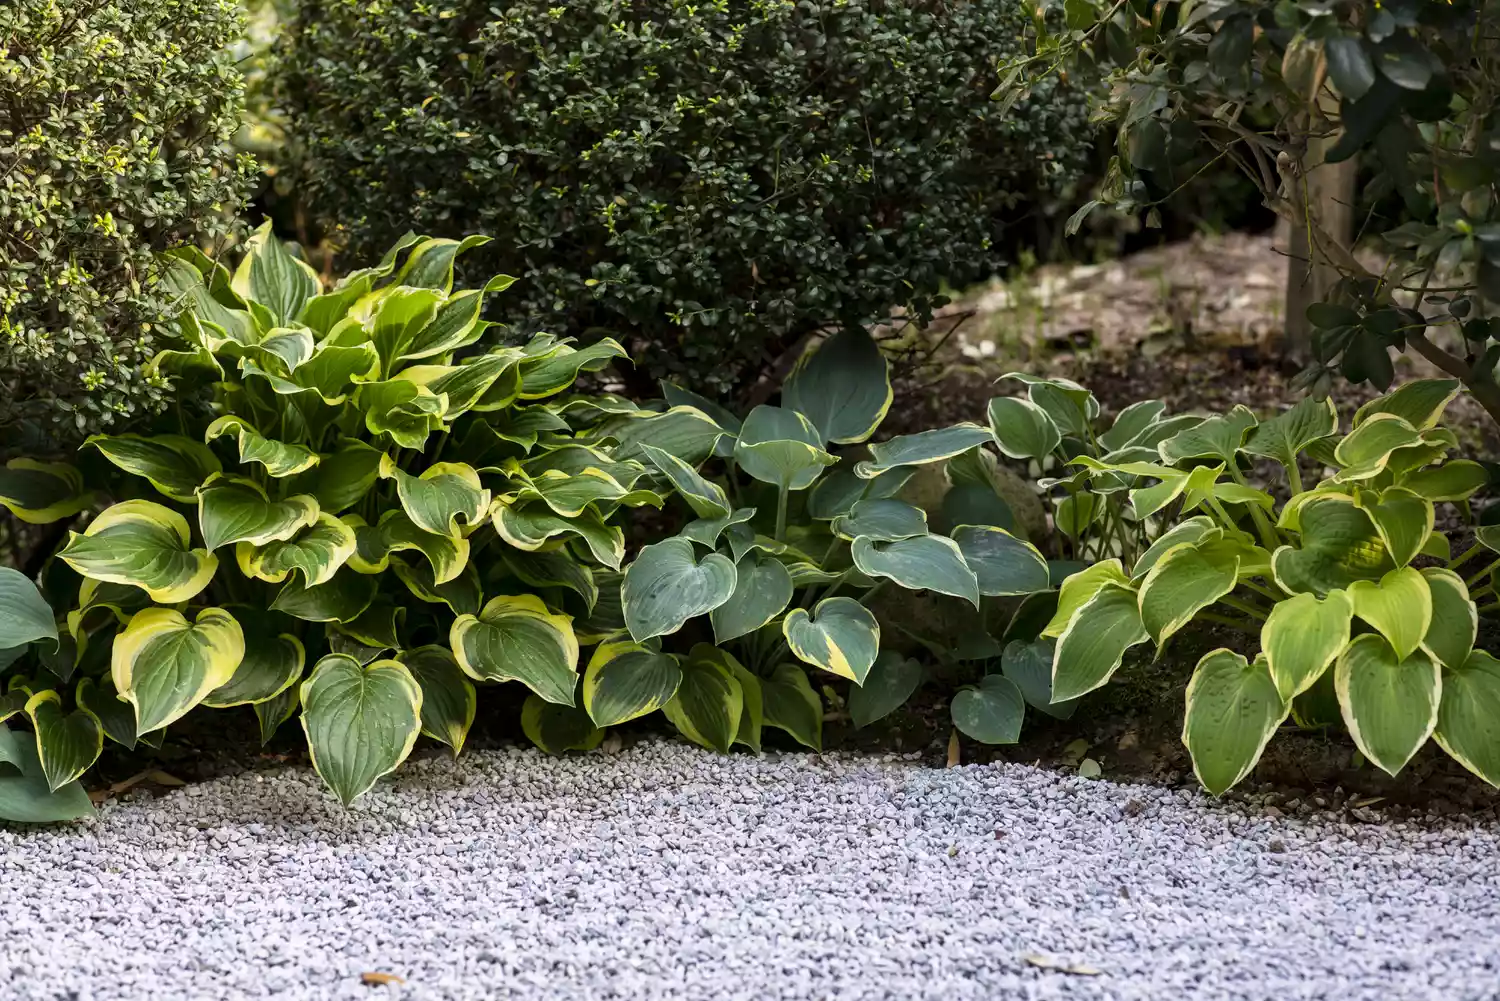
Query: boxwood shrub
278,0,1092,398
0,0,256,446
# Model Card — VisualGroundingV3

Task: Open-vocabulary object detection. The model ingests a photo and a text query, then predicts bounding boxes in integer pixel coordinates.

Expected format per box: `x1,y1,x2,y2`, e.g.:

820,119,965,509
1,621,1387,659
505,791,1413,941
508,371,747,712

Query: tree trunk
1281,137,1358,359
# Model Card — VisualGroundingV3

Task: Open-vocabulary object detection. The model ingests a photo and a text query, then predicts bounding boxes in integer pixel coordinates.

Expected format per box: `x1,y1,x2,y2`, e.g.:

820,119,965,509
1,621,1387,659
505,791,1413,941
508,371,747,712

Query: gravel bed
3,740,1499,1001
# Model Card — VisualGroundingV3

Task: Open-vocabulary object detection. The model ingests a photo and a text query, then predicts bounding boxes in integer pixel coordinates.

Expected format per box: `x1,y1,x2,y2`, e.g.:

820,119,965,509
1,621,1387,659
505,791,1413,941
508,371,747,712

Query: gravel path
4,740,1499,1001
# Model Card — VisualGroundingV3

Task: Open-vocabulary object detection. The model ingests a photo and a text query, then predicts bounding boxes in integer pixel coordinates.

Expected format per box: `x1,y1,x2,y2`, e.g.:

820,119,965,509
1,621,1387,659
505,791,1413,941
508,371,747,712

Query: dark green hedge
279,0,1091,398
0,0,256,447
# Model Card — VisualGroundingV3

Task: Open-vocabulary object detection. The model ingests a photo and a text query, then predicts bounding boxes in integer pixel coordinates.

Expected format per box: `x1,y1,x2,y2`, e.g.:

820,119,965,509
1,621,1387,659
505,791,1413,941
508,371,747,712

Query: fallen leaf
1078,758,1102,779
946,728,960,768
1024,953,1103,976
361,972,405,987
146,770,186,787
1061,738,1090,763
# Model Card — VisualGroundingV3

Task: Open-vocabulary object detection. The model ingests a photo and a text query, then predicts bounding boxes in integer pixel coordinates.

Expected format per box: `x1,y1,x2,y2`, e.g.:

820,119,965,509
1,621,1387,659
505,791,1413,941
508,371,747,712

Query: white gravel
3,740,1499,1001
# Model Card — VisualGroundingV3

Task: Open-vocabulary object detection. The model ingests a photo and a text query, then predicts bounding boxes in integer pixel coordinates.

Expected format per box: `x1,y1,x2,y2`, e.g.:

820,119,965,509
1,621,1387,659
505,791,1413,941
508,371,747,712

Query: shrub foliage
0,0,256,442
279,0,1091,397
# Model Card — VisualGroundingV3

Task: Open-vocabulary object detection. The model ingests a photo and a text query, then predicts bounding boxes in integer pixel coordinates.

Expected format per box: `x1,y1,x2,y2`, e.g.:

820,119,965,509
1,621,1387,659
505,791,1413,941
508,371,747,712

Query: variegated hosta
1028,378,1500,794
564,326,1062,758
0,227,665,809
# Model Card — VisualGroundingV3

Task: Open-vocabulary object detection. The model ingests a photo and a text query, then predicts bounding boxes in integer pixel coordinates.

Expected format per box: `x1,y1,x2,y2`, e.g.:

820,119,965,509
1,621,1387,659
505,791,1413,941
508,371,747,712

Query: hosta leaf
1055,491,1100,539
204,416,320,478
849,651,923,728
1333,414,1426,481
1335,634,1440,776
332,601,404,650
25,690,102,792
359,379,447,450
851,535,980,607
1041,559,1130,638
1421,568,1476,670
368,287,443,368
509,468,636,519
782,327,892,444
1131,517,1218,579
951,675,1026,744
952,526,1051,597
783,597,879,684
710,553,794,643
0,724,94,823
1261,589,1353,700
583,641,683,727
1051,582,1148,702
518,338,628,398
290,341,381,403
1001,638,1077,719
383,459,490,538
1097,399,1166,452
59,501,218,604
503,547,598,611
760,662,823,750
493,503,625,570
271,568,379,623
987,396,1061,459
661,649,743,754
679,507,757,550
1182,650,1288,795
806,465,914,520
197,476,319,551
660,381,743,446
1137,543,1238,645
112,607,245,734
402,645,476,756
232,221,321,325
733,405,837,491
451,595,580,705
1158,405,1257,465
600,406,727,466
622,538,737,642
0,459,93,524
254,687,299,745
853,424,995,478
832,499,927,542
203,628,305,708
75,675,139,750
1240,395,1338,470
1354,378,1461,430
237,512,357,587
1400,460,1489,502
1271,495,1391,596
394,354,522,417
521,692,603,755
1433,650,1500,785
300,655,423,806
1354,486,1432,568
83,433,221,503
1348,566,1432,660
0,567,58,651
347,510,467,584
639,443,730,520
289,440,384,514
393,235,494,293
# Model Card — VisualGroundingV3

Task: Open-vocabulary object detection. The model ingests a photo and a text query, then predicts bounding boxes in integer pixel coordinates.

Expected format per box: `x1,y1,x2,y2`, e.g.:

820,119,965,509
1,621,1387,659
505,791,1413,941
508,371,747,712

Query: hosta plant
516,327,1068,756
0,226,666,811
1038,379,1500,793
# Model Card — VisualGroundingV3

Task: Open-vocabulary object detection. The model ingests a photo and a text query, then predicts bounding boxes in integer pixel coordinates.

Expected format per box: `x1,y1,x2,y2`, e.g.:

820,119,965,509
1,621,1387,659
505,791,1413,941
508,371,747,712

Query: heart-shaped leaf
832,498,928,542
1182,650,1288,795
271,568,379,623
300,654,423,806
951,526,1051,597
75,675,139,750
1240,395,1338,471
851,534,980,607
1355,486,1432,568
237,512,357,587
521,691,603,755
203,629,305,708
783,327,892,444
1433,650,1500,785
383,459,490,538
492,503,625,570
733,405,838,491
502,547,598,611
1051,581,1149,701
582,641,682,727
599,406,727,466
622,537,737,642
849,651,923,728
25,690,102,792
451,594,580,705
853,424,995,478
783,597,879,684
1158,405,1257,465
1335,634,1439,776
987,396,1061,459
1354,378,1461,430
760,662,823,750
401,645,476,756
347,510,468,584
0,459,93,524
1001,638,1077,719
198,476,320,551
1042,559,1129,637
1137,542,1238,644
1261,589,1353,700
951,675,1026,744
205,416,321,478
1333,413,1426,481
0,724,94,823
59,500,218,604
1131,517,1218,579
112,607,245,734
1421,568,1476,670
1272,495,1392,596
1097,399,1167,452
1348,566,1432,660
83,433,222,503
661,648,743,753
710,553,794,644
1399,460,1489,502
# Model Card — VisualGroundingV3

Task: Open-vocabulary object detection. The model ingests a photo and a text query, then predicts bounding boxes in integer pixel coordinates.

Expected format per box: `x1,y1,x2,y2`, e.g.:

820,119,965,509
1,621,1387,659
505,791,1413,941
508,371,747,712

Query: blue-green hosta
0,227,667,814
1031,379,1500,794
516,326,1063,757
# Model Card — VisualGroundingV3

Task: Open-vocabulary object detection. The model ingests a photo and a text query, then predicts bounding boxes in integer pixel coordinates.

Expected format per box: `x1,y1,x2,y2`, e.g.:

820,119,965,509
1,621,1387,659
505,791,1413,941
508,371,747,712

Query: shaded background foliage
0,0,256,449
276,0,1093,401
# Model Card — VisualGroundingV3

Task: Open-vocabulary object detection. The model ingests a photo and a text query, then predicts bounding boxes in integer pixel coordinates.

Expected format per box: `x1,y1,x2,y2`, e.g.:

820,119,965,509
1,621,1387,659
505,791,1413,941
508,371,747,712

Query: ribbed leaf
112,607,245,734
301,654,423,806
582,641,682,727
783,597,879,684
451,595,580,705
59,501,218,603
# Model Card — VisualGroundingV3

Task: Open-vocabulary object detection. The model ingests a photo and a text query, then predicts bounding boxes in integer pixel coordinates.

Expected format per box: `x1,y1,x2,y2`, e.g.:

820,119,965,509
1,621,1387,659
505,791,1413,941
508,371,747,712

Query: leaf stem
1448,542,1487,573
1197,612,1259,634
1464,556,1500,589
774,486,789,543
1218,594,1268,622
